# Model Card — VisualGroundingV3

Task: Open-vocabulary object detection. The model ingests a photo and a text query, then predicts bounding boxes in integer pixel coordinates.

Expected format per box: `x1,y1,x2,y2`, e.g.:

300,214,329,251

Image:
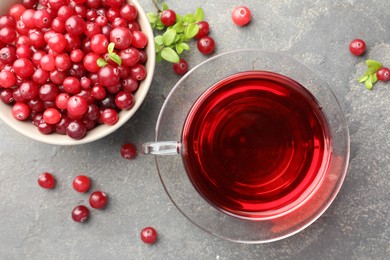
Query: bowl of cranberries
0,0,155,145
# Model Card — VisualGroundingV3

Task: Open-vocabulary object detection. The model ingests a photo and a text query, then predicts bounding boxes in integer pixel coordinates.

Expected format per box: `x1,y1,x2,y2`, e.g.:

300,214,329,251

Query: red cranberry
0,70,16,88
129,63,146,81
349,39,366,56
73,175,91,192
9,4,26,20
89,191,107,209
67,96,88,118
83,52,101,73
195,21,209,39
131,31,148,49
197,36,216,55
376,67,390,82
66,120,87,139
13,58,34,78
43,108,61,124
65,15,85,36
110,27,132,49
160,9,176,26
0,88,14,104
38,172,55,189
232,6,251,26
140,227,158,244
56,115,71,134
173,59,189,75
12,102,30,120
90,33,109,54
98,64,120,87
120,143,137,159
115,91,134,110
72,205,90,223
120,4,137,22
119,47,139,67
100,108,118,125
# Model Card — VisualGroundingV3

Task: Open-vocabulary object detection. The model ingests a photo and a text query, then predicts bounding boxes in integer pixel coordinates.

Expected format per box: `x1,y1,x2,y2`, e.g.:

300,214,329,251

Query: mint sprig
358,59,382,90
147,4,204,63
97,42,122,68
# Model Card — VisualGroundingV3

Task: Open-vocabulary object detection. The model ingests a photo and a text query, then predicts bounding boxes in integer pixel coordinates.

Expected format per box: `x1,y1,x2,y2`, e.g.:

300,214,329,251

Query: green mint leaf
108,52,122,66
162,3,169,11
178,42,190,51
366,59,382,73
184,23,199,39
174,34,181,43
108,42,115,54
161,47,180,63
365,77,373,90
175,44,184,54
176,14,183,23
146,12,157,24
155,43,163,53
172,22,184,33
162,28,177,46
183,14,195,24
371,73,378,84
194,8,204,22
358,74,369,83
154,35,164,46
97,58,108,67
156,51,163,62
156,17,165,30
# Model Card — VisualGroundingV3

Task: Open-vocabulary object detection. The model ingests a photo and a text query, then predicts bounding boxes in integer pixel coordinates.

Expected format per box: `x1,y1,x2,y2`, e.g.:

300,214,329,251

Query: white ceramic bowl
0,0,155,145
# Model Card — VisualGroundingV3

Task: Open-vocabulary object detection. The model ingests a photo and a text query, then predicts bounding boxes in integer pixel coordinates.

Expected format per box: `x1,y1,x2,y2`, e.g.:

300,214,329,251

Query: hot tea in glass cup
143,50,349,243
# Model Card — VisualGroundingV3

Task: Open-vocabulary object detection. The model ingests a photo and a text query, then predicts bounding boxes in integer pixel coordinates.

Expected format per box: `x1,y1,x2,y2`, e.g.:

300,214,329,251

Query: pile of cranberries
0,0,149,140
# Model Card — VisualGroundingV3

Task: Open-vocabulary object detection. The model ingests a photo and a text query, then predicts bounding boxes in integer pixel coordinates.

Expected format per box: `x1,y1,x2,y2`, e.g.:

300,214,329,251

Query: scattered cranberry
195,21,209,39
89,191,108,209
160,9,176,26
38,172,55,189
72,205,90,223
173,59,188,75
232,6,251,26
349,39,366,56
73,175,91,192
377,67,390,82
197,36,216,55
120,143,137,159
140,227,158,244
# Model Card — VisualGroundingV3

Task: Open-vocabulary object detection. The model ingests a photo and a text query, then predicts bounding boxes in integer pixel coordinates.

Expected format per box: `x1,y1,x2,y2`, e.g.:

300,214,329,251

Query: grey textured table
1,0,390,259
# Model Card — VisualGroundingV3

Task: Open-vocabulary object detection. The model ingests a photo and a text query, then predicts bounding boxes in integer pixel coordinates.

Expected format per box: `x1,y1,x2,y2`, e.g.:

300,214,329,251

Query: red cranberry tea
182,71,331,219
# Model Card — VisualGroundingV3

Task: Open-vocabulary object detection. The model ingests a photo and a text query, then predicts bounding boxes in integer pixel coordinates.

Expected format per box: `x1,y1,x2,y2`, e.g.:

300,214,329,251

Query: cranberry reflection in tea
182,71,331,219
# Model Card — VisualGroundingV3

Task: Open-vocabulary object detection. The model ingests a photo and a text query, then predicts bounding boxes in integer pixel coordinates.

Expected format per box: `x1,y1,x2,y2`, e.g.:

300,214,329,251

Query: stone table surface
1,0,390,259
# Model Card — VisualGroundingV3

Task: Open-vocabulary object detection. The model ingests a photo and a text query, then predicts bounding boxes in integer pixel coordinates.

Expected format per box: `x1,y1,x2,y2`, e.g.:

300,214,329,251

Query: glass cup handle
142,141,181,155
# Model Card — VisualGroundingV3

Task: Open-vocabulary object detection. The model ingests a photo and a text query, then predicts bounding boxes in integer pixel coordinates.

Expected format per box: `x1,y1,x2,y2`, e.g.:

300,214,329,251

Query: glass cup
143,49,349,243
